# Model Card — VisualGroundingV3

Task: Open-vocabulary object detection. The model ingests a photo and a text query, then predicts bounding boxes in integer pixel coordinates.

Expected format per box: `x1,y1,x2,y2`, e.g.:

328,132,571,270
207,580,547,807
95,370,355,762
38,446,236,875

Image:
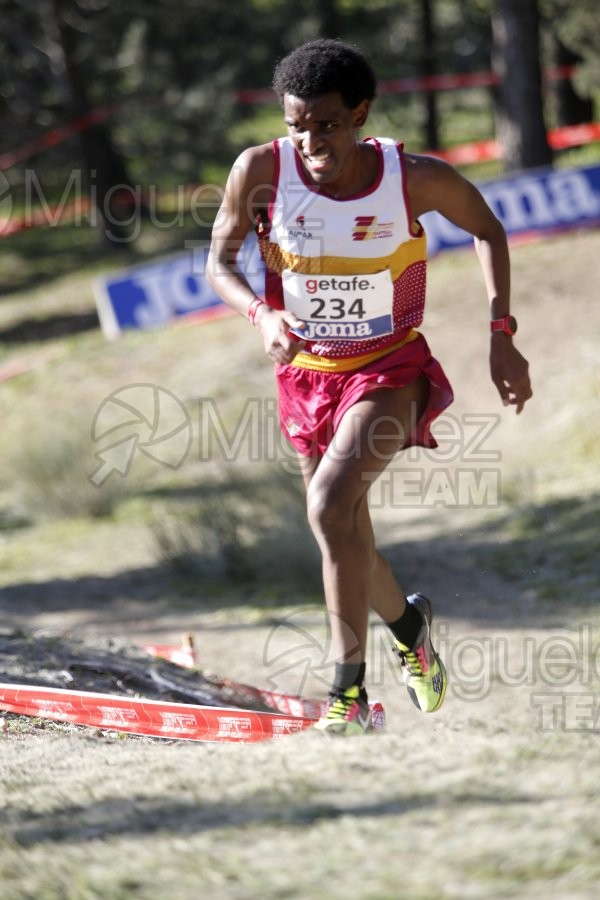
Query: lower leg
357,496,425,648
314,503,372,666
356,497,407,622
309,489,422,689
355,499,442,704
303,378,429,671
298,454,370,667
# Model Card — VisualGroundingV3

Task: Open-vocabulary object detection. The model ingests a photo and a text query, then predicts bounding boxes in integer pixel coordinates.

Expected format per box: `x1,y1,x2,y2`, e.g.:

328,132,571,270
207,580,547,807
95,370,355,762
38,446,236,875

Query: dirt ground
1,230,600,899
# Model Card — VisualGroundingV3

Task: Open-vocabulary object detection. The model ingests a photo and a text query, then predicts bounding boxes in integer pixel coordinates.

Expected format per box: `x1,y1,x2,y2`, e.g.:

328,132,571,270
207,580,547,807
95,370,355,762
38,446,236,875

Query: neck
317,141,378,200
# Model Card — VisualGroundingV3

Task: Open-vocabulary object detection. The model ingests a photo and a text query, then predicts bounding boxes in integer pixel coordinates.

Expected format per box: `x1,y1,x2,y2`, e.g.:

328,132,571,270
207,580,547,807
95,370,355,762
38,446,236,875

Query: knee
306,479,356,543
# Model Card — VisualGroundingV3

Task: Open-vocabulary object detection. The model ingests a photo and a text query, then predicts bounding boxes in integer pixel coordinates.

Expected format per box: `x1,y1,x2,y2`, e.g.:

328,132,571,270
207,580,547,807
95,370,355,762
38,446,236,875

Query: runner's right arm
207,145,306,363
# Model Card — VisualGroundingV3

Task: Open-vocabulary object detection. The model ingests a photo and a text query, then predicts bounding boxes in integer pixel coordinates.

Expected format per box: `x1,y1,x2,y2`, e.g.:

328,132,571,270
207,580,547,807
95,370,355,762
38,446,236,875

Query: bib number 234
282,270,394,341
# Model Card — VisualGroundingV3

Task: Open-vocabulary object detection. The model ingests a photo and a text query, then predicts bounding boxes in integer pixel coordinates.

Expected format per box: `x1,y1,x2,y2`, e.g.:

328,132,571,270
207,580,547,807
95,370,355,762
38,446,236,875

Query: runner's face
283,92,369,191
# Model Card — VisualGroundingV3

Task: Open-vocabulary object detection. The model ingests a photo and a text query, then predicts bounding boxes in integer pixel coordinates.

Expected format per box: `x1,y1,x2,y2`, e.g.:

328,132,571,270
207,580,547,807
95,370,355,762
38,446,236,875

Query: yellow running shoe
395,593,447,713
314,685,371,736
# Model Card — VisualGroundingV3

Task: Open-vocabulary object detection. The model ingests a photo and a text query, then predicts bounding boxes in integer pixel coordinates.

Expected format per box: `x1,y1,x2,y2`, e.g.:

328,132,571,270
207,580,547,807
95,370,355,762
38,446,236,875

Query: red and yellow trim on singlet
259,236,426,281
290,329,420,372
259,137,428,362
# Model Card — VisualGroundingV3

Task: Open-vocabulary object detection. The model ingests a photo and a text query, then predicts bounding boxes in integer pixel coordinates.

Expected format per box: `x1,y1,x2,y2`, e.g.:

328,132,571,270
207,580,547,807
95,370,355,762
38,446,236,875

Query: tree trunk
492,0,553,172
316,0,342,39
421,0,440,150
553,37,593,127
49,0,139,248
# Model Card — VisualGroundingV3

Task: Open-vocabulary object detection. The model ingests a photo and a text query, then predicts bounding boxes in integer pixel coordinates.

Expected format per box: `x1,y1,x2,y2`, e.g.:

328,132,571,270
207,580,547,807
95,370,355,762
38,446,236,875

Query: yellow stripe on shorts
290,329,419,373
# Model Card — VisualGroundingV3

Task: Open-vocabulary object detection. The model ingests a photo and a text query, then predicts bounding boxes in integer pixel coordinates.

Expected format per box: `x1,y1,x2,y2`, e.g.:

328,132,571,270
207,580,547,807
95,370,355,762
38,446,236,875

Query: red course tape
0,641,387,742
2,122,598,240
0,683,386,741
0,683,317,743
0,66,577,172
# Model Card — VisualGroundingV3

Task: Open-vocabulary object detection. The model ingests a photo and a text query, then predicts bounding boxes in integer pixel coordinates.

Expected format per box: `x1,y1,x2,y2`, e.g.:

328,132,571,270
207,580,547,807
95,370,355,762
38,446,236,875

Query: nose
302,129,324,156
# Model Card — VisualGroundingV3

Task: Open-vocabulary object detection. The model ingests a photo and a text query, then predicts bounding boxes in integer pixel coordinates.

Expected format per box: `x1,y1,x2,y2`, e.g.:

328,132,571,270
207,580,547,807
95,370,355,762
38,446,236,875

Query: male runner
208,39,532,735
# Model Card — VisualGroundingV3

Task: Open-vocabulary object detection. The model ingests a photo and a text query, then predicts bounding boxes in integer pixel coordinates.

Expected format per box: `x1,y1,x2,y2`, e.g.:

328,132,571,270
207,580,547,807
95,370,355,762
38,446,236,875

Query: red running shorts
275,333,454,458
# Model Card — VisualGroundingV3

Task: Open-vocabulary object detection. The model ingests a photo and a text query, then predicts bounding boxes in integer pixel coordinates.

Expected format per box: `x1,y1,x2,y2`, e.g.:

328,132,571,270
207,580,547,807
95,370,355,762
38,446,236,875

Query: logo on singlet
285,213,314,240
352,215,394,241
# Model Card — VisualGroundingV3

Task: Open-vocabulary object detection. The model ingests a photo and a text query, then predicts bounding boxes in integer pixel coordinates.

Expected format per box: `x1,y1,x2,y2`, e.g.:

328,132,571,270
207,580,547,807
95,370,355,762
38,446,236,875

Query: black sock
332,661,366,694
387,599,422,649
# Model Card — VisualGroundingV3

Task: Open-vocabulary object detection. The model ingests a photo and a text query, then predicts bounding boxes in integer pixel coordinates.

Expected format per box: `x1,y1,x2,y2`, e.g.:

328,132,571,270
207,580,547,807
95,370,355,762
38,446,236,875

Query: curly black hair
272,39,377,109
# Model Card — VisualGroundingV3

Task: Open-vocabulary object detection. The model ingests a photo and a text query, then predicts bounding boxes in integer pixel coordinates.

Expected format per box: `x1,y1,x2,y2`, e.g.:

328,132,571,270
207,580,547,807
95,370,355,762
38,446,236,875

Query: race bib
282,269,394,341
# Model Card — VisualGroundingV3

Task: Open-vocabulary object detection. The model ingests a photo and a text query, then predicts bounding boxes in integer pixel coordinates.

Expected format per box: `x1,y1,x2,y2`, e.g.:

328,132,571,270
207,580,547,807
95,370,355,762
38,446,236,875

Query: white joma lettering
303,321,373,339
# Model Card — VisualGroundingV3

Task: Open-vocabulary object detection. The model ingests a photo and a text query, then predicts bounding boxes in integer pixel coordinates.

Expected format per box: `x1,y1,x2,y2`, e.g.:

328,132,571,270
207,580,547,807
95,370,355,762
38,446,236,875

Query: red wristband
247,298,266,325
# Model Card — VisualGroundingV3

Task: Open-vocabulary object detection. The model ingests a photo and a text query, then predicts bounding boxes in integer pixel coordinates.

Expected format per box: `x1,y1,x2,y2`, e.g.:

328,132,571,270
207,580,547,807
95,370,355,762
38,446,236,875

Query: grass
1,113,600,900
7,413,130,520
150,465,320,588
468,492,600,601
0,296,322,604
0,224,598,612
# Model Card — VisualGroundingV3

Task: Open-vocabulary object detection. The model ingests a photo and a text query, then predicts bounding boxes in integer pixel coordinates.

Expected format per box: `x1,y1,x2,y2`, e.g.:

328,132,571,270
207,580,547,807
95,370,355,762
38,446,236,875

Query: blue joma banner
94,238,265,339
421,161,600,256
94,163,600,337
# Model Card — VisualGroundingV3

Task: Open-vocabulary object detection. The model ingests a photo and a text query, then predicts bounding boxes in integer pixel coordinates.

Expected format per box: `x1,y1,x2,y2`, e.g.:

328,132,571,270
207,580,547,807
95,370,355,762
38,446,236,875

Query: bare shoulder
403,152,466,219
404,151,502,238
217,141,277,233
230,142,276,194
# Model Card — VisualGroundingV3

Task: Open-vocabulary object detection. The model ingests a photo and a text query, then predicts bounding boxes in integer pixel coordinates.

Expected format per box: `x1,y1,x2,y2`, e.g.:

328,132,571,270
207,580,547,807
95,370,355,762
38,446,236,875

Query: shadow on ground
1,492,597,631
9,787,539,846
0,311,100,343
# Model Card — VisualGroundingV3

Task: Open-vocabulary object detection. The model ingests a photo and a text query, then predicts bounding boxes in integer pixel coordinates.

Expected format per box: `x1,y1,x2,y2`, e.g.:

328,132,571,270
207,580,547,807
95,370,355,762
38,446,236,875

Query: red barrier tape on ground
0,683,317,743
0,348,64,384
143,642,385,724
0,638,387,740
0,197,91,237
379,63,577,98
548,122,600,150
0,682,386,740
143,642,197,668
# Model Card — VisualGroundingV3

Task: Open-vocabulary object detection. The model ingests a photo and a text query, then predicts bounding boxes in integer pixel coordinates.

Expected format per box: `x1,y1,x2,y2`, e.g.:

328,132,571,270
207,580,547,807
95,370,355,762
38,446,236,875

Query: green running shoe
314,685,371,736
395,593,447,713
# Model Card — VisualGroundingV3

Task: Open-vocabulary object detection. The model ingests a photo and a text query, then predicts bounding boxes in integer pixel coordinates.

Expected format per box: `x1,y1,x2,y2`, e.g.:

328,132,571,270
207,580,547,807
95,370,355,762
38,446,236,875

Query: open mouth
305,153,333,173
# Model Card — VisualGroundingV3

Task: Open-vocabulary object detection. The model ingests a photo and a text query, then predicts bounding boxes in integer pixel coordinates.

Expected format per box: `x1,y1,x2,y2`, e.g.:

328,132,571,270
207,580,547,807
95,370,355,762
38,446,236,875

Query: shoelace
325,692,357,719
398,648,426,679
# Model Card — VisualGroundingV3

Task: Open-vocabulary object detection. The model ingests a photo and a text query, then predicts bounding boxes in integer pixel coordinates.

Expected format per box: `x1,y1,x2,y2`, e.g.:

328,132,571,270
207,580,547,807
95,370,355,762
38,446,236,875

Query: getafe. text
305,276,372,294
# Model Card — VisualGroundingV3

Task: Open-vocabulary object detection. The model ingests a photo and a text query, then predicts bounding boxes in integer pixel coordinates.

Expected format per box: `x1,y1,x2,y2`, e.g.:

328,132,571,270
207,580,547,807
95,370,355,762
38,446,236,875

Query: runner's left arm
406,155,532,414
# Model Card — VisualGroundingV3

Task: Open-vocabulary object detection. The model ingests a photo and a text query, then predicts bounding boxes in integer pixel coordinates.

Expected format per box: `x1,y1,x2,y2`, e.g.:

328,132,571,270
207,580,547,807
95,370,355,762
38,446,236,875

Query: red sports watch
491,315,518,336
